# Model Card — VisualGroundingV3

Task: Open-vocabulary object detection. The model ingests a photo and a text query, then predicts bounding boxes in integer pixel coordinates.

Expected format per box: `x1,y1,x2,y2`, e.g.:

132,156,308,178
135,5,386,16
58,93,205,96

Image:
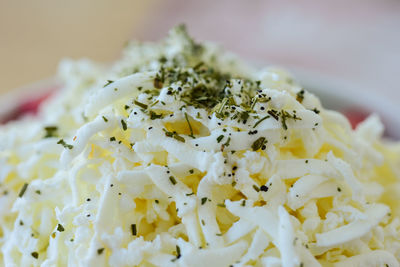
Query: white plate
291,68,400,140
0,78,60,122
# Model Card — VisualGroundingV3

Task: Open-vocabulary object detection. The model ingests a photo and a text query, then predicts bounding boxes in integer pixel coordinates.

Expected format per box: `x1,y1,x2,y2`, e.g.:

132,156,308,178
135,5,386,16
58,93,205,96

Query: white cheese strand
225,200,279,243
278,206,300,267
327,152,363,202
197,175,224,248
60,114,118,166
180,240,248,267
85,71,156,117
333,250,399,267
316,204,389,247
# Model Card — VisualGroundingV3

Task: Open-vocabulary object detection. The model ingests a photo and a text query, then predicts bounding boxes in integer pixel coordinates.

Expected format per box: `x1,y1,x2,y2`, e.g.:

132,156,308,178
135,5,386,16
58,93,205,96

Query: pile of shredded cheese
1,25,400,267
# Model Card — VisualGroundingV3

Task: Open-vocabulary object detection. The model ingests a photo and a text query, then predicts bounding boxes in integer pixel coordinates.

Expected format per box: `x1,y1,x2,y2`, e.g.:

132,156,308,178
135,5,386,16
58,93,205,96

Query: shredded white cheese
1,25,400,267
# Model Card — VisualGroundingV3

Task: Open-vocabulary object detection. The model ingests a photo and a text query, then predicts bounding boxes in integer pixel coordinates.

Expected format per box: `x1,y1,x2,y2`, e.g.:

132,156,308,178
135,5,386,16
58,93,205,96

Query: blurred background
1,0,399,135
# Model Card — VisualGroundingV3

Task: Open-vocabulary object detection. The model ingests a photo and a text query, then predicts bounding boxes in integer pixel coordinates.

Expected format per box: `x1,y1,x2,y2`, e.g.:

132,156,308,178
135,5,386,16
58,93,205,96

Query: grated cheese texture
1,25,400,267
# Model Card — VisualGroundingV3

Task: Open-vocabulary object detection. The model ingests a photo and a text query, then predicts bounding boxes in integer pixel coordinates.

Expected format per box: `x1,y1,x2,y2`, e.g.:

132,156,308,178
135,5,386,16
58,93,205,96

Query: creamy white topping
0,25,400,267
